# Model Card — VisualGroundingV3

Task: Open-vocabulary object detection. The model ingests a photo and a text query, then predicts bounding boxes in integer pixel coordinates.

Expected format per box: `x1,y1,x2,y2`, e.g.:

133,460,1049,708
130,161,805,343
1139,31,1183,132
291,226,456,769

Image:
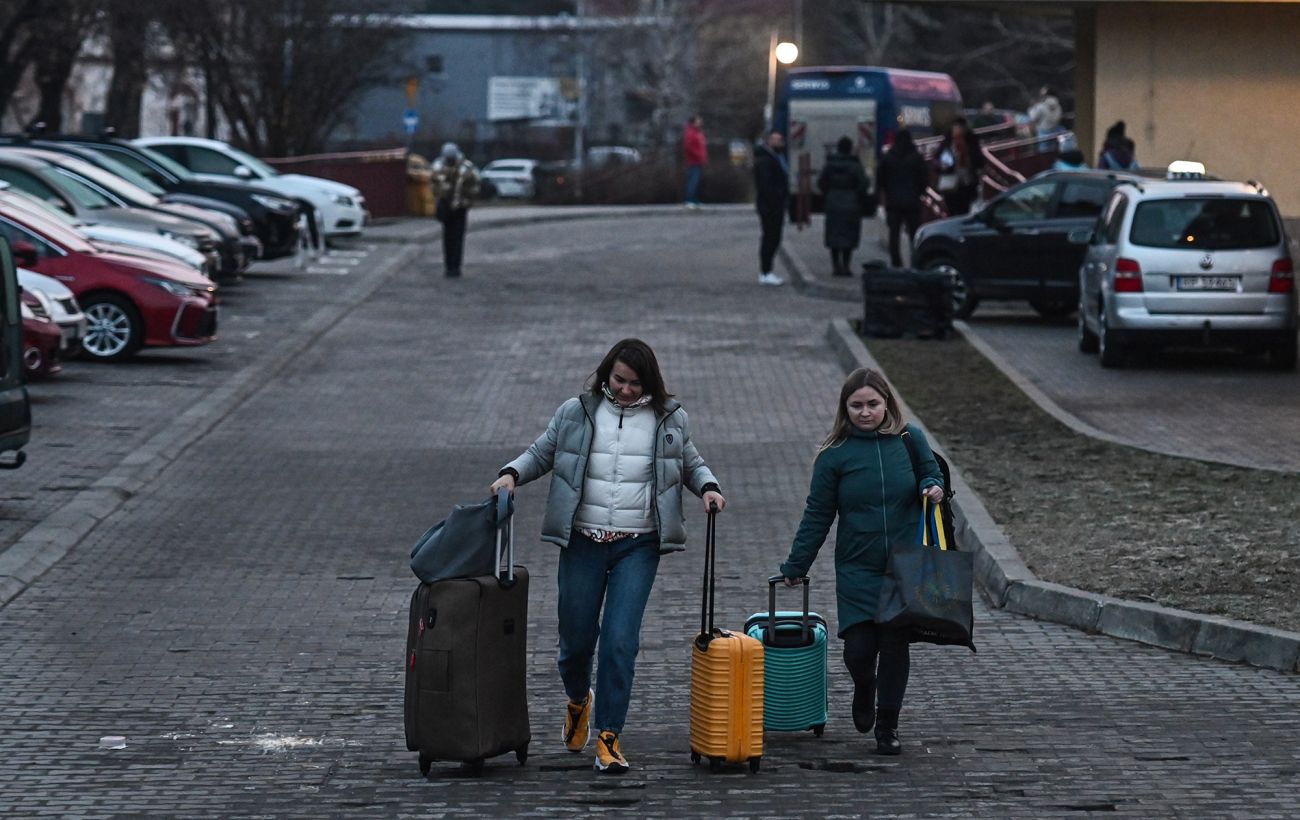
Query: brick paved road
1,214,1298,818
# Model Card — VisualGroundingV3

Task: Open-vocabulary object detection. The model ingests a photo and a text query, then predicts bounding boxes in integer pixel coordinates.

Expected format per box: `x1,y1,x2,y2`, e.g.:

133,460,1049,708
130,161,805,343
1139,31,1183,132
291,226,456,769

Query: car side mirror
1067,227,1094,245
11,239,38,267
233,165,253,180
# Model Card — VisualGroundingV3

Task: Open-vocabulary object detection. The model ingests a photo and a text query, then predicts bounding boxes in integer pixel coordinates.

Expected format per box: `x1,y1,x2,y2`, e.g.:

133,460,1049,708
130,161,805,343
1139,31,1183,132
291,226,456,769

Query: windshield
44,169,116,210
0,204,95,253
46,156,160,207
136,144,195,180
1130,198,1280,250
225,146,279,178
0,189,81,227
89,153,167,196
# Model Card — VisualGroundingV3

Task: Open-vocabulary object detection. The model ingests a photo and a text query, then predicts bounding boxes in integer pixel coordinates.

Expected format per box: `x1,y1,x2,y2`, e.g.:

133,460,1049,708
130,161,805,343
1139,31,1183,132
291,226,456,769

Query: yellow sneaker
593,730,629,774
562,690,593,753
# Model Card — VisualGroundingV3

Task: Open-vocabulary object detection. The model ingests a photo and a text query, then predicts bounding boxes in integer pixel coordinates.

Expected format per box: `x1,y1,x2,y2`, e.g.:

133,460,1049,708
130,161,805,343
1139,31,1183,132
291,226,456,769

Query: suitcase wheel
748,757,761,774
418,753,432,777
516,746,528,766
708,757,722,773
812,724,825,738
690,751,701,765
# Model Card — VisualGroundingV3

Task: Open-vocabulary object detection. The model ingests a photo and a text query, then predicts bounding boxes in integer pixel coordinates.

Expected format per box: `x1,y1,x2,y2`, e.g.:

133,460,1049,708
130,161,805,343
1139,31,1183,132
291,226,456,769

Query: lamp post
764,35,798,130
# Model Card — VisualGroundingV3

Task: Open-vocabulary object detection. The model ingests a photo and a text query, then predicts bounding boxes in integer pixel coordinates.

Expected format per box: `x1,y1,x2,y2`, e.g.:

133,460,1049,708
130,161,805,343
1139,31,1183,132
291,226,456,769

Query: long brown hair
587,338,674,416
818,368,904,452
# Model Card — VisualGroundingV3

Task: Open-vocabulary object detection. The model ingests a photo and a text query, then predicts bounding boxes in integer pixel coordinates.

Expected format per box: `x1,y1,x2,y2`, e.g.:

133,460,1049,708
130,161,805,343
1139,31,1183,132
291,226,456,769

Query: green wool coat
780,424,943,635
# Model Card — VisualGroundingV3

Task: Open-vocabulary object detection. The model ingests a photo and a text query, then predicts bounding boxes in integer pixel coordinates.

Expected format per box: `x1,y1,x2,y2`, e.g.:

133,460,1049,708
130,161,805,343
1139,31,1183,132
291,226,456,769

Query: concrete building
916,0,1300,216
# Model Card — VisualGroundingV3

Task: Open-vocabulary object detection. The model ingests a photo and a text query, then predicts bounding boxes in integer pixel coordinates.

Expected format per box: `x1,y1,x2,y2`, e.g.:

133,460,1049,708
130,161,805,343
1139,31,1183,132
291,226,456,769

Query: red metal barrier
263,148,410,219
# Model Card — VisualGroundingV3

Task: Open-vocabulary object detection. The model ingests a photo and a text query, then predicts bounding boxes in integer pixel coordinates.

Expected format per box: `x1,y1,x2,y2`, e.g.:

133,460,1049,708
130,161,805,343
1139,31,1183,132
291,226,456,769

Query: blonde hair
818,368,905,453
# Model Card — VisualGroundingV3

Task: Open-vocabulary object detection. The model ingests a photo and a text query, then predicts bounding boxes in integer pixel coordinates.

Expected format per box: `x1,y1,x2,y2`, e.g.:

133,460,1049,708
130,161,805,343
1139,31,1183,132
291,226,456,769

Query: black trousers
829,248,853,276
842,620,910,713
758,209,784,274
441,208,468,275
886,206,922,268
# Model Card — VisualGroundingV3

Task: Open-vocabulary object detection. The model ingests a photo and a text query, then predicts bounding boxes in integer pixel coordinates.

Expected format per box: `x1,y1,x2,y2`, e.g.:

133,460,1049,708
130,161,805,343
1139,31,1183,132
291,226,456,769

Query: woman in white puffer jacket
492,338,726,775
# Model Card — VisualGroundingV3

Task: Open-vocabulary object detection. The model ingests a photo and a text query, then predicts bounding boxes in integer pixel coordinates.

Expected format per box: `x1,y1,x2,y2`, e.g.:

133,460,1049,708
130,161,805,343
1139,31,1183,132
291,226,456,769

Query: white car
134,137,368,238
480,159,538,199
18,268,86,354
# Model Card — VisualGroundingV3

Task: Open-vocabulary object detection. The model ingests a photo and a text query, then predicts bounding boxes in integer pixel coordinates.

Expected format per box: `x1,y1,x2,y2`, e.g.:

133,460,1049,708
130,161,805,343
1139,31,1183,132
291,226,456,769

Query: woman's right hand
490,474,516,495
782,575,800,587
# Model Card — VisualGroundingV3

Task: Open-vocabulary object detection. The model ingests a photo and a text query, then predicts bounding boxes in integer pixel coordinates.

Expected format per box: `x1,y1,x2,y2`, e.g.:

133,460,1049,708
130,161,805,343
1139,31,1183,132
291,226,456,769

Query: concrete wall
1092,2,1300,215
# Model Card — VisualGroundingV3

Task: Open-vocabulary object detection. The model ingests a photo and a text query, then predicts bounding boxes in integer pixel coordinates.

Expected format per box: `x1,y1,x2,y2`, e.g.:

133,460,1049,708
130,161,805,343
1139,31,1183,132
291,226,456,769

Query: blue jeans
557,531,661,733
684,165,702,204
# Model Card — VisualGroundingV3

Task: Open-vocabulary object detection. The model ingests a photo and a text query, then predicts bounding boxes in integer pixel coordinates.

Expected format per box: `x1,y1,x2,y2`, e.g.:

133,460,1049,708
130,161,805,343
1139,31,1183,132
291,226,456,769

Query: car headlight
29,288,54,316
145,277,200,298
333,194,354,207
251,193,297,213
161,230,201,249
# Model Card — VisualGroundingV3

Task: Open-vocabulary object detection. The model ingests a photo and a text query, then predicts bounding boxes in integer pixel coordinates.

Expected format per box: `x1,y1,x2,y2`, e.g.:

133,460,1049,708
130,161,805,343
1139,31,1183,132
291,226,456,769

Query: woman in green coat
779,367,944,755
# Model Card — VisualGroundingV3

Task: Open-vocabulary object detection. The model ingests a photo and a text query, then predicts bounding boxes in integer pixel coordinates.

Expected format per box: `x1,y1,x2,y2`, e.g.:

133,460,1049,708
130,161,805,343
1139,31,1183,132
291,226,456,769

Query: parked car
1,147,248,280
0,237,30,467
480,158,538,199
135,136,367,239
1075,165,1296,370
19,267,85,355
0,203,217,362
912,169,1137,318
0,185,213,276
4,132,301,259
0,150,224,276
21,294,62,379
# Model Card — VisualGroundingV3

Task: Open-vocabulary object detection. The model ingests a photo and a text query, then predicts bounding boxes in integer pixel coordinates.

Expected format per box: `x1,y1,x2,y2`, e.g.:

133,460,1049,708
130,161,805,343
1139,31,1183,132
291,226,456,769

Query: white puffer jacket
572,400,657,534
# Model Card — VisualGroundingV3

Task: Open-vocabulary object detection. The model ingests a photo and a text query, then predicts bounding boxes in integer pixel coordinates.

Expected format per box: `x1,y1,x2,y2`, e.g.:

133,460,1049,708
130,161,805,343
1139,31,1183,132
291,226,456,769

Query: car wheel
1269,333,1298,371
1077,299,1099,354
926,258,977,319
80,294,143,363
1030,299,1075,320
1097,299,1124,369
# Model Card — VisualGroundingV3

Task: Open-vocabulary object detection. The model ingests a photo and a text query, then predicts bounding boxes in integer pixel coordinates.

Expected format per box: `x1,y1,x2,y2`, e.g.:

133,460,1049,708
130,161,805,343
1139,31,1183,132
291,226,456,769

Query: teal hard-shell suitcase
744,577,828,736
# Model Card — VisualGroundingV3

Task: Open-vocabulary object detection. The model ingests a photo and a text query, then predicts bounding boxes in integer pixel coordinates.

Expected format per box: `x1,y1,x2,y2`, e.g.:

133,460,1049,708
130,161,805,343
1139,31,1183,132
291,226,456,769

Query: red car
21,292,62,379
0,203,217,361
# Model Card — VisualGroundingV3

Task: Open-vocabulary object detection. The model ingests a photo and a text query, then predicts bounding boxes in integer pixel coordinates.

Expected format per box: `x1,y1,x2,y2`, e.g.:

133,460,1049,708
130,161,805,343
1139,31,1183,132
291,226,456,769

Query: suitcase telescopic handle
766,575,811,644
697,503,720,648
494,488,515,586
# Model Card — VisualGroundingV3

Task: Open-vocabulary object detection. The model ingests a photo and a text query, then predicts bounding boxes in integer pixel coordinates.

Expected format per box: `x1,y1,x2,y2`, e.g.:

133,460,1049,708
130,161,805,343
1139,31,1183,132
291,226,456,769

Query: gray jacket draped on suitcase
503,393,719,552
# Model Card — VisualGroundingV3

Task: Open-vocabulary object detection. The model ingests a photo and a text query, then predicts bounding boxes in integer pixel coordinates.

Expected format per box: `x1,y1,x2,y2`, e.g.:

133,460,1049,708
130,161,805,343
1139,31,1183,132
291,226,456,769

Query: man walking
876,129,929,267
753,130,789,287
682,115,707,209
431,142,481,278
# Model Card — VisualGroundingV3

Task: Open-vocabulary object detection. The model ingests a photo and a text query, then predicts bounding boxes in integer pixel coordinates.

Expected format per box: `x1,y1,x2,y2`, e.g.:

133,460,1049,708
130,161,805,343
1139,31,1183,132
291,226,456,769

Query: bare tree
103,0,153,137
0,0,43,117
159,0,410,156
26,0,99,131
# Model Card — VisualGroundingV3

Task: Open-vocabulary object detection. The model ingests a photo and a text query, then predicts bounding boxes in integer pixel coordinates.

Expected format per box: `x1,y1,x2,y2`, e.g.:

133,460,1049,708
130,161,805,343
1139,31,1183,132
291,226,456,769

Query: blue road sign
403,109,419,135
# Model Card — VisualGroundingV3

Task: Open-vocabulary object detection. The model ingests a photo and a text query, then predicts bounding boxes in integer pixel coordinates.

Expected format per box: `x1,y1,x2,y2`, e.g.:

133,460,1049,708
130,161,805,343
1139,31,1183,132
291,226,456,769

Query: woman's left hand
923,485,945,504
703,490,727,513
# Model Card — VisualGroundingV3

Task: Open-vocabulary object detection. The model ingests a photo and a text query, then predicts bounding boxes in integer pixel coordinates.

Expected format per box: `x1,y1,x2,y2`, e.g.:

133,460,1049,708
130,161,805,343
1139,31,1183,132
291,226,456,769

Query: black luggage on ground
861,261,955,339
404,491,530,776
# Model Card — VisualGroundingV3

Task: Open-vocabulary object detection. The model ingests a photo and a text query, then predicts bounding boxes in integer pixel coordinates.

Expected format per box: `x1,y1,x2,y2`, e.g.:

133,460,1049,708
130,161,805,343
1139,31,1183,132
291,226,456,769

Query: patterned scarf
601,383,654,411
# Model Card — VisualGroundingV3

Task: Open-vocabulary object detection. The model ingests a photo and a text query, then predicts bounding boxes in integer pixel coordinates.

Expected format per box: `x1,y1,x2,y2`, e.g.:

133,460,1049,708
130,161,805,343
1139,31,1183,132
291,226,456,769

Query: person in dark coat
935,118,984,217
779,367,944,756
1098,120,1138,170
876,129,930,267
817,136,872,277
753,129,789,286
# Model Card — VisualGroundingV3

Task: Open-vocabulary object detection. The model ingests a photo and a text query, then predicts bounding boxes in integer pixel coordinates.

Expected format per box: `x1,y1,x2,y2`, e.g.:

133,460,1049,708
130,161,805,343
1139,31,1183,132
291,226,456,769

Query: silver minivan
1075,175,1296,370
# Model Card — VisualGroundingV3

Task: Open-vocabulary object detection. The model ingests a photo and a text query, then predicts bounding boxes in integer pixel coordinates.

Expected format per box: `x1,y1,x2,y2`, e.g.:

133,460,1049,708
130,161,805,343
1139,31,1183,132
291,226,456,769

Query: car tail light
1269,257,1294,293
1113,257,1143,292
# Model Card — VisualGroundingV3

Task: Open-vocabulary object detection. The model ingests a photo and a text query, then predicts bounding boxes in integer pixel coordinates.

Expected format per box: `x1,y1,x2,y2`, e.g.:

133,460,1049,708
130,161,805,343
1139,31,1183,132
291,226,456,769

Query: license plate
1176,276,1238,291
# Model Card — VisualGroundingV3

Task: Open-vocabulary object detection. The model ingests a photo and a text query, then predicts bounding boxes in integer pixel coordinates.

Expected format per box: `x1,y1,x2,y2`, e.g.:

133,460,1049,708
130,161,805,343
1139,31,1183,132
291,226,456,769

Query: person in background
1098,121,1139,170
682,115,707,209
817,136,872,277
935,118,984,217
753,129,789,286
778,368,944,756
491,338,726,774
1027,86,1064,151
876,129,929,267
1052,132,1089,171
430,142,481,278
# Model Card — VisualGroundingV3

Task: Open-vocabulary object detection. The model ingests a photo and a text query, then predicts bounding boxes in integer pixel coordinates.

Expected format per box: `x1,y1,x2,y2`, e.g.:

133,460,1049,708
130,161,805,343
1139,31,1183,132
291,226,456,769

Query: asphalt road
1,213,1298,818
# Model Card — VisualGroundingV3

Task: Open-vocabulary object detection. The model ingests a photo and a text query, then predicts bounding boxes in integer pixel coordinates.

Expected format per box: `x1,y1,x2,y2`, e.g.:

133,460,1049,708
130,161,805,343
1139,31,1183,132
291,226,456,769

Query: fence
262,148,410,219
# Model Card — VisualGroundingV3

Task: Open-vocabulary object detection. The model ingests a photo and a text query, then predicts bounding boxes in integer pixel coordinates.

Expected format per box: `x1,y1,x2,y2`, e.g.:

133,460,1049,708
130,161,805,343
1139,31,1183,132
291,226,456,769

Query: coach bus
0,237,30,469
773,66,963,201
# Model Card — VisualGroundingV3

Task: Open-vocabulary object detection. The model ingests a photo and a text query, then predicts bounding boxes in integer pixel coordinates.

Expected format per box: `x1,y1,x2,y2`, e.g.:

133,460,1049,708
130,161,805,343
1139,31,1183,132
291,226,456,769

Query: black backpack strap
899,427,923,493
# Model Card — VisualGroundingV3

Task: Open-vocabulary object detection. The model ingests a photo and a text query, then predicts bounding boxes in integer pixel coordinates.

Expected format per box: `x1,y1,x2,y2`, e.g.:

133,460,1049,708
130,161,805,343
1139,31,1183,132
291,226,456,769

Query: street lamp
765,35,799,130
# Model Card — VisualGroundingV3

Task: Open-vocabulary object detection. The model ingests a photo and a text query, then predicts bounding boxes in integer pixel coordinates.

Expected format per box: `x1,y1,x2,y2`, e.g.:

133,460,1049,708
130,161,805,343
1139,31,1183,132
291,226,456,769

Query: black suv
913,170,1142,318
1,133,302,260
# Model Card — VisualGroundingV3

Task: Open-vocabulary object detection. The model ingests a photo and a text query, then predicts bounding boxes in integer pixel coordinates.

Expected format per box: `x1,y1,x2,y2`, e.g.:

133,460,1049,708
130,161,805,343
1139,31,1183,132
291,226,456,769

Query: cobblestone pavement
1,213,1298,818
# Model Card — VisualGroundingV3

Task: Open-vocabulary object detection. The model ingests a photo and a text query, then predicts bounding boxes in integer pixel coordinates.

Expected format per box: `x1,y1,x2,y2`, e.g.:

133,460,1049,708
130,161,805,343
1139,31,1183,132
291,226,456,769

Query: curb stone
823,317,1300,674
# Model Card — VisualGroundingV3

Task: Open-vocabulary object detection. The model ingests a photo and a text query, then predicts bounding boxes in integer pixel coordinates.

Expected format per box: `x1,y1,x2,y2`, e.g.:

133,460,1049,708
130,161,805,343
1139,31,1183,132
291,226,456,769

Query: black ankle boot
852,684,875,733
874,709,901,755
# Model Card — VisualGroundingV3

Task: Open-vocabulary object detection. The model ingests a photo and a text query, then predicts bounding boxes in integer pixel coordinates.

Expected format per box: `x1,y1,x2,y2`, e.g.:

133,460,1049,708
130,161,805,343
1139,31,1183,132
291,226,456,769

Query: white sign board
488,76,568,122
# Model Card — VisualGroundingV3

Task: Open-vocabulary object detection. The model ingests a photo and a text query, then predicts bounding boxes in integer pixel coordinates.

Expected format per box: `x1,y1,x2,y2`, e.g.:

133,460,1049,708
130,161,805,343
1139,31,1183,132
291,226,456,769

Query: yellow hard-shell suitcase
688,507,764,773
